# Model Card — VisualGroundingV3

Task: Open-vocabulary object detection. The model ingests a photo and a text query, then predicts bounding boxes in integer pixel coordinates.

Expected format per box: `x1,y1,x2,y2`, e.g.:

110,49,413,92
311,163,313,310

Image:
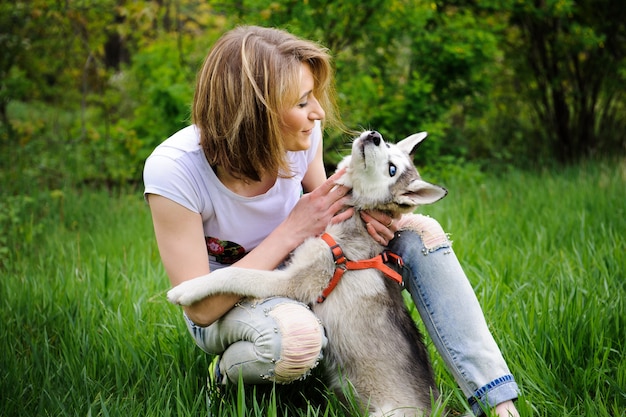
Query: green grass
1,160,625,416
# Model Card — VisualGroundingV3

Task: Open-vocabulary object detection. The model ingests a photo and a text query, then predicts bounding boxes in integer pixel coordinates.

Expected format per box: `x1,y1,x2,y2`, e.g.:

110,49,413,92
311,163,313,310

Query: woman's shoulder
144,125,208,178
149,125,202,158
143,125,212,214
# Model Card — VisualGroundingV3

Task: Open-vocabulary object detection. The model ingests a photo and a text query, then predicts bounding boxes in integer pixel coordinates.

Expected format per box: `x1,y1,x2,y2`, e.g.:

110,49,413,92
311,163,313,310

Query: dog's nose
365,131,382,146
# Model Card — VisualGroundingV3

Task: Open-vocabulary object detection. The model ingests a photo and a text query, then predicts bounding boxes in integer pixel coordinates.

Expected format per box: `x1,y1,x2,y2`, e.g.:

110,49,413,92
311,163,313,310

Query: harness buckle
328,243,346,265
382,250,404,268
381,250,406,287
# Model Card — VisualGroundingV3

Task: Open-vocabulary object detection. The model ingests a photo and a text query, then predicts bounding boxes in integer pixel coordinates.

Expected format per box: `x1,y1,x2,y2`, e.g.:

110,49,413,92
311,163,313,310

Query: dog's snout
365,131,382,146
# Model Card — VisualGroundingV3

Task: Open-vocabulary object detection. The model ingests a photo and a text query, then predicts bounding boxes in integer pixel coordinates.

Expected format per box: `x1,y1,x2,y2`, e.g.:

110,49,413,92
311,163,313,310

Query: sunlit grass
1,160,624,416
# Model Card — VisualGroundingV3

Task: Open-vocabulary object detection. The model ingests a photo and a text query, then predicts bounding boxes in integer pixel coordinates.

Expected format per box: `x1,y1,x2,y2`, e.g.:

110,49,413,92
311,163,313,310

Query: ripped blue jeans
184,214,519,415
185,296,327,385
387,214,520,415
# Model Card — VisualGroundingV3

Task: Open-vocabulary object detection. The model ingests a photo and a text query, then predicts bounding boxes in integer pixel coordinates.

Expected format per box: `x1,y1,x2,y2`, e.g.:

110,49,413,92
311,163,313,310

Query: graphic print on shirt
205,236,246,265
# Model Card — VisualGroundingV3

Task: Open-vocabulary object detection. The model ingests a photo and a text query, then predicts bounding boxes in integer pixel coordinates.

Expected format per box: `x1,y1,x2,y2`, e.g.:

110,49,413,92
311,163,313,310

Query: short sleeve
143,153,202,214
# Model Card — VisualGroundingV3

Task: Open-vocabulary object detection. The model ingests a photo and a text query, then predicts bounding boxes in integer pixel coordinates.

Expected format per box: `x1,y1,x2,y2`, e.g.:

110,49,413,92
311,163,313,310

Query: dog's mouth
355,131,384,168
359,143,367,166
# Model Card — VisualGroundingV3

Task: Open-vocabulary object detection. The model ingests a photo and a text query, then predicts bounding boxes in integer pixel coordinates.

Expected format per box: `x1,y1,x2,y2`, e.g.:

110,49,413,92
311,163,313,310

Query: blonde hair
193,26,339,182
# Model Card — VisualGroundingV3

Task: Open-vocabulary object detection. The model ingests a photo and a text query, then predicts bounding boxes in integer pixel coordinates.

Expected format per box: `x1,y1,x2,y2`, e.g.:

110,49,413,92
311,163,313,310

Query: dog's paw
167,280,205,306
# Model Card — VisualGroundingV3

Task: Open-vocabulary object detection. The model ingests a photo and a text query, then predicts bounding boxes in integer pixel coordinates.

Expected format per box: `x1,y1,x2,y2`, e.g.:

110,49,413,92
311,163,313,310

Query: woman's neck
215,165,277,197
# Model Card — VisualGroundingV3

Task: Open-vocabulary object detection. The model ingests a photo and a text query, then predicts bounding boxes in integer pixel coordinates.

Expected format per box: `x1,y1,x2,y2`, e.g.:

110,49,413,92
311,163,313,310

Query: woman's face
280,63,325,152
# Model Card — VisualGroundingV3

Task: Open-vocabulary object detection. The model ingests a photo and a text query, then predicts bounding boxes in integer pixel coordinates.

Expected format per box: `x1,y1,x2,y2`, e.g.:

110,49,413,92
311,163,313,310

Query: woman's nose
309,96,325,120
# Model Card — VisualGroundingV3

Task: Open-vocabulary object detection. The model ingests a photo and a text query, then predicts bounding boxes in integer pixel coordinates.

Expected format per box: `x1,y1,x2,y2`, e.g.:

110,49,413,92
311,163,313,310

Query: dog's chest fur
283,214,387,304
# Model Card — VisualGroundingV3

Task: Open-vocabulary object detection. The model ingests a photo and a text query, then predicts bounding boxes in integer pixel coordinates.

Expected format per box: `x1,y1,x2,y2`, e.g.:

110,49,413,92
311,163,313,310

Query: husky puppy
168,131,448,416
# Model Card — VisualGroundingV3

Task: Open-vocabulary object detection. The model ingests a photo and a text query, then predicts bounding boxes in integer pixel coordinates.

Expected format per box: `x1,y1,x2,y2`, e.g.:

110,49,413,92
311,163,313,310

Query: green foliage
0,194,42,268
0,1,227,189
2,160,624,416
504,0,626,161
1,0,625,189
216,0,504,168
103,35,198,182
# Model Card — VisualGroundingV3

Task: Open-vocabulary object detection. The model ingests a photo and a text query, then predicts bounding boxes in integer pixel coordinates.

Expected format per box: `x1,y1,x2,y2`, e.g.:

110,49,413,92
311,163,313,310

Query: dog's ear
398,179,447,206
397,132,428,156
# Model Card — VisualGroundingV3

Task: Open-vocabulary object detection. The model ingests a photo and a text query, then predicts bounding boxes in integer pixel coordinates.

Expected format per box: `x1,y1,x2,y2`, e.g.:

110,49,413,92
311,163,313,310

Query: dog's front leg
167,267,293,306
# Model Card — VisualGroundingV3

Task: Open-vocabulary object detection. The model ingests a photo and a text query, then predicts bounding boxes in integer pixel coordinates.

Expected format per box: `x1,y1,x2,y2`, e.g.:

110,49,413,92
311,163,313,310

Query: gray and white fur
168,130,448,416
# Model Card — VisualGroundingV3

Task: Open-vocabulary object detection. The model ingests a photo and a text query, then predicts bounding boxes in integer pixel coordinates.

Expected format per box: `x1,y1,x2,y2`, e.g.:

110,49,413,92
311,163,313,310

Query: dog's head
336,131,447,214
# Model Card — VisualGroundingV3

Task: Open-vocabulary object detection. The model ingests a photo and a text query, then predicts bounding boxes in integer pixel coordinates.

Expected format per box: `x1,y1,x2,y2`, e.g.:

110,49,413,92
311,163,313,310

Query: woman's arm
148,194,241,326
239,167,352,270
148,165,351,326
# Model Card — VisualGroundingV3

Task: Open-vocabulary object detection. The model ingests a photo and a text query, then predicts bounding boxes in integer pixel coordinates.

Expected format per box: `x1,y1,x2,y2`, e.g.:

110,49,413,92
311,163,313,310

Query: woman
143,25,520,416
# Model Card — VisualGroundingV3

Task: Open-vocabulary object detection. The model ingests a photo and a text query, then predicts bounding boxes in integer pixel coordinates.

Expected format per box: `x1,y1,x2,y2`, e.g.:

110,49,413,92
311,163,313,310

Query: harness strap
317,233,404,303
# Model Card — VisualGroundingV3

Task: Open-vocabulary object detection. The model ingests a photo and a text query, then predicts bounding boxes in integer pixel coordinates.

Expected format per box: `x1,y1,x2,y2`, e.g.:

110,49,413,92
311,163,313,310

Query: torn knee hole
269,303,325,383
401,214,451,252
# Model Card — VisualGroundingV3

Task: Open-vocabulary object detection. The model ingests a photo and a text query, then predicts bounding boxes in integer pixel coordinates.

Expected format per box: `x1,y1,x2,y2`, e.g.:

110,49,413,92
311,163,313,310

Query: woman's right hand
283,168,353,244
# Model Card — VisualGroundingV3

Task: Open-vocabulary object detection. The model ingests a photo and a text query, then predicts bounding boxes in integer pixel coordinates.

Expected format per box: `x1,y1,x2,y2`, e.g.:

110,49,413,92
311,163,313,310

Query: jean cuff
468,374,520,416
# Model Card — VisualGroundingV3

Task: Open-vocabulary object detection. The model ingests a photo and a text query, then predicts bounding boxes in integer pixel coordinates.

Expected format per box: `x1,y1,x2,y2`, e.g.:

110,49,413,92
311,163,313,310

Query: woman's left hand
360,210,401,246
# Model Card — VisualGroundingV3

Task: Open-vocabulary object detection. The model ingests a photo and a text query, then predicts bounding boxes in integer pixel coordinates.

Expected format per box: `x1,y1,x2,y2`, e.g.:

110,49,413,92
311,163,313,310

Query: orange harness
317,233,405,303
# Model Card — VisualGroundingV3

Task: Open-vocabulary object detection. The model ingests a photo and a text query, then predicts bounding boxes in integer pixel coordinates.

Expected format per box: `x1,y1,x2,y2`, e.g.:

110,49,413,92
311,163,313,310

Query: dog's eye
389,163,397,177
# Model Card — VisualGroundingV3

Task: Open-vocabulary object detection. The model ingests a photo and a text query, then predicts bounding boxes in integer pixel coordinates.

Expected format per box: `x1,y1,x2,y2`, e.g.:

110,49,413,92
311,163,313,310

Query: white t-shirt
143,122,321,269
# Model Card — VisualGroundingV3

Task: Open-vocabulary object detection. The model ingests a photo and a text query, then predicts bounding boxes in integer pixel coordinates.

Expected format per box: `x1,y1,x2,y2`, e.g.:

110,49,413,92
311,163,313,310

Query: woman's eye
298,102,308,108
389,163,397,177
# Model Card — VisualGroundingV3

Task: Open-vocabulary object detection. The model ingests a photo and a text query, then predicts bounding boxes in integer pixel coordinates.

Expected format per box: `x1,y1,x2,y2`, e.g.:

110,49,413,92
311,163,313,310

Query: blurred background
1,0,624,192
1,2,625,416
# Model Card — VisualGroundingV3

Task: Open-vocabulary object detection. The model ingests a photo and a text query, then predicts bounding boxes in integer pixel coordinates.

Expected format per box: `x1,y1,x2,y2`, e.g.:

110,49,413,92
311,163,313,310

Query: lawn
1,160,624,416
